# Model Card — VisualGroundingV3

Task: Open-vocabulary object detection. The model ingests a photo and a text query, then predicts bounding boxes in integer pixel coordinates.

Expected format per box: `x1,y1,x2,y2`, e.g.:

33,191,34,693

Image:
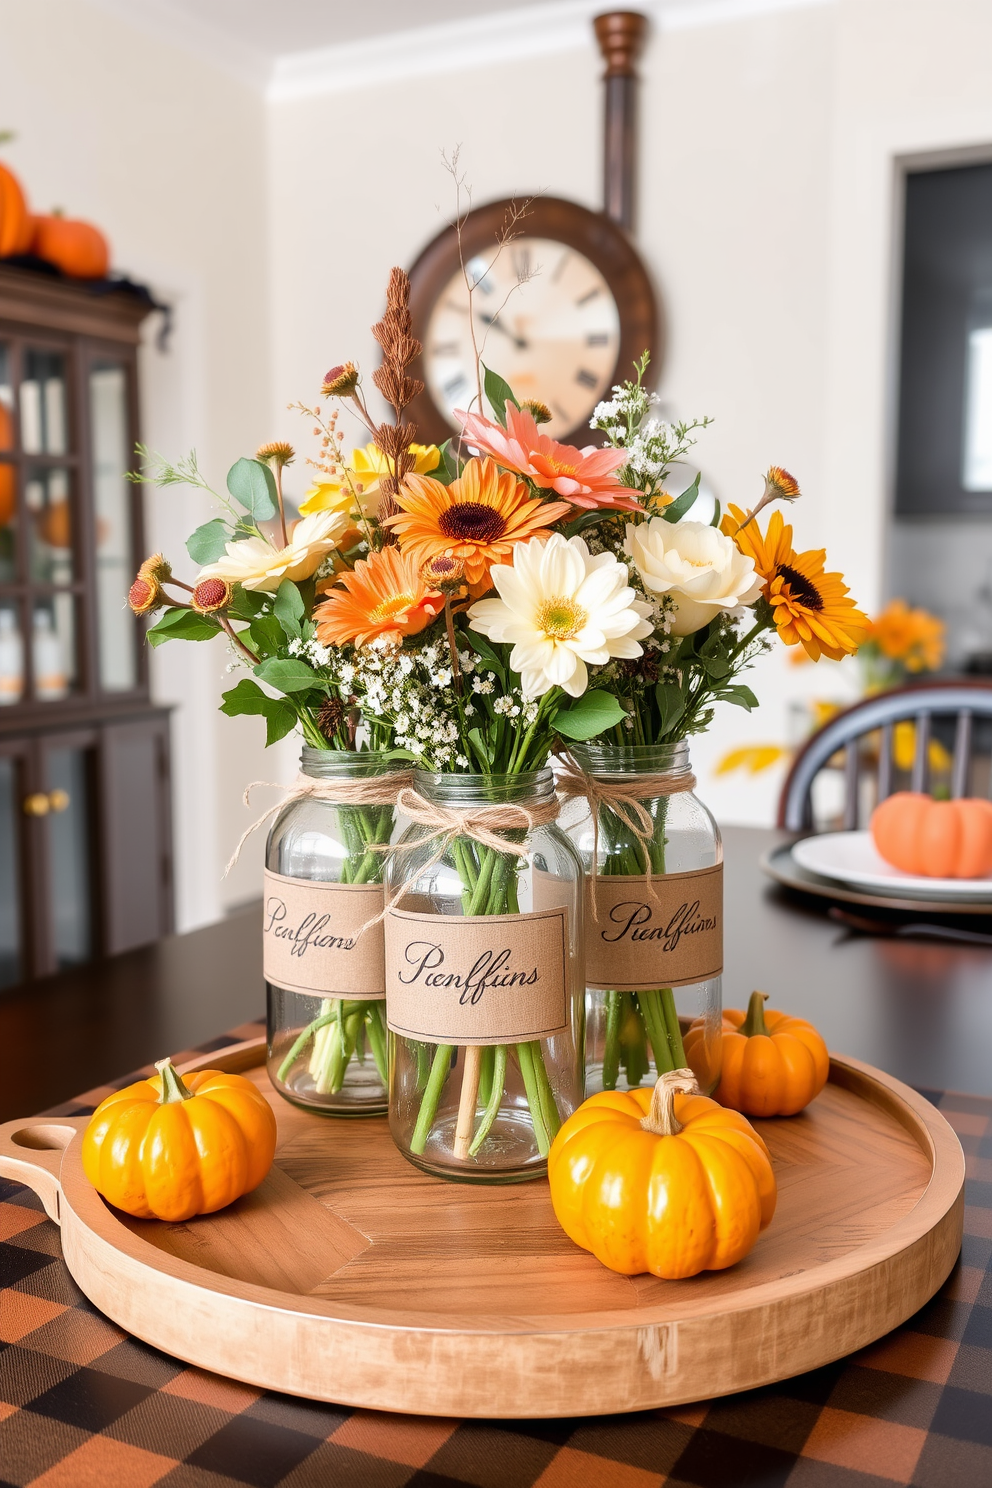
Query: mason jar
562,741,722,1096
265,748,402,1115
384,769,585,1183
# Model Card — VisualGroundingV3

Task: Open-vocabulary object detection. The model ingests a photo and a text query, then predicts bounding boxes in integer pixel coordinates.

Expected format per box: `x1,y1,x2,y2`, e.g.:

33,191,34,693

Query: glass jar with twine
234,748,412,1115
558,741,723,1097
383,768,585,1182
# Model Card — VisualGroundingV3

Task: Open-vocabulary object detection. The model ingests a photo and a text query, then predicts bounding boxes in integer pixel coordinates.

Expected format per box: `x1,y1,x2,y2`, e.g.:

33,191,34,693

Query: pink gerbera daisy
456,404,644,514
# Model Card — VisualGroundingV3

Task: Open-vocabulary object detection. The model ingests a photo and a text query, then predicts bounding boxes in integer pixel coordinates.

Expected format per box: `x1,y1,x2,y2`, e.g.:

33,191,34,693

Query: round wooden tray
0,1038,964,1419
762,841,992,916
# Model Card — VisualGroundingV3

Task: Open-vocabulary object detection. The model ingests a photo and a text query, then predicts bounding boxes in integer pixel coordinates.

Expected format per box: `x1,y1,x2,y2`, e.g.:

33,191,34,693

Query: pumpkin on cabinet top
688,992,830,1119
871,792,992,879
30,212,109,279
0,162,32,257
548,1069,776,1279
82,1058,276,1221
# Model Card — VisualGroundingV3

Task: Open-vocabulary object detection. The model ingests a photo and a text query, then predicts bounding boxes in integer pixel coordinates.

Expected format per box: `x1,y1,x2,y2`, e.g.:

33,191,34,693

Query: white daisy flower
468,532,653,700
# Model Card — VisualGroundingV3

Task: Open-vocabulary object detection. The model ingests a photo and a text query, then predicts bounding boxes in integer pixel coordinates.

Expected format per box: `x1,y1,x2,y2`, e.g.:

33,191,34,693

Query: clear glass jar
266,748,401,1116
563,741,722,1097
385,769,585,1183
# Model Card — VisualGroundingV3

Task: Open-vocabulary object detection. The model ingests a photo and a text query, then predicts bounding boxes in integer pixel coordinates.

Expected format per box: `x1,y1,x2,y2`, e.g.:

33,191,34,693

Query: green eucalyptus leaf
273,579,305,639
482,363,520,426
146,608,220,647
555,689,629,741
186,517,230,564
661,472,701,524
254,657,318,694
227,457,278,521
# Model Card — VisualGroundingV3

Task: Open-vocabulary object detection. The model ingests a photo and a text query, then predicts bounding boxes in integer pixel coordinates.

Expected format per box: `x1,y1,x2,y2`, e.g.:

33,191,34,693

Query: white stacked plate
790,832,992,903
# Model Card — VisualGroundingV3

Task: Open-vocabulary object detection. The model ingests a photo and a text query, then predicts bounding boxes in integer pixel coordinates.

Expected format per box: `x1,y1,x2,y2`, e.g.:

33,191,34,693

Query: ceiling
158,0,542,55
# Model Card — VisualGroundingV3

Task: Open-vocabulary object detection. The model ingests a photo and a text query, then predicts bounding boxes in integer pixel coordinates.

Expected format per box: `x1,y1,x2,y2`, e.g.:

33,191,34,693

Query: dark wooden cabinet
0,264,173,986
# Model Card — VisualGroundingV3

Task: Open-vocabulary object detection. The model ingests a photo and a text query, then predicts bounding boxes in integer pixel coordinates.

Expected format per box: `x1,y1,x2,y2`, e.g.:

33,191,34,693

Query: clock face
422,237,622,442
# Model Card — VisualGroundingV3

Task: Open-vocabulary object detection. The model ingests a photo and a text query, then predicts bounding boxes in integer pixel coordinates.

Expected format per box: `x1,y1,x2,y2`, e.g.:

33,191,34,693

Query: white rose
624,518,762,636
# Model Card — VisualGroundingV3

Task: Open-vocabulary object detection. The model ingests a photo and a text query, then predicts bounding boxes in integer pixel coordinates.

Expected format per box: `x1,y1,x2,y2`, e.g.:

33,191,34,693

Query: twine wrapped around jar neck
554,751,697,913
225,769,414,875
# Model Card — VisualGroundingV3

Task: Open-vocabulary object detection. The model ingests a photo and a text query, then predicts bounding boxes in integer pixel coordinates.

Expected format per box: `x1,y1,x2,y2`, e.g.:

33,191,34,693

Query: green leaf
662,472,701,524
562,509,615,540
146,608,221,647
247,613,284,656
254,657,318,694
226,588,268,621
434,439,460,485
220,678,297,744
273,579,305,639
186,517,230,564
703,656,731,679
227,457,278,521
467,726,491,770
710,497,722,528
654,682,686,736
555,689,629,741
462,631,506,682
718,684,759,711
482,363,520,426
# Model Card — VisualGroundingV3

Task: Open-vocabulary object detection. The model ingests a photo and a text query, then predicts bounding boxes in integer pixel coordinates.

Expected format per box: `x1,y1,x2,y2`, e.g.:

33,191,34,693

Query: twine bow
364,785,562,930
225,769,414,876
554,753,696,916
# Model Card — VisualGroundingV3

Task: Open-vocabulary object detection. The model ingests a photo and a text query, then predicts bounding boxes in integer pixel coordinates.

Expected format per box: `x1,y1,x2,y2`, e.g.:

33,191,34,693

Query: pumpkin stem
155,1058,194,1103
740,991,770,1039
640,1068,700,1137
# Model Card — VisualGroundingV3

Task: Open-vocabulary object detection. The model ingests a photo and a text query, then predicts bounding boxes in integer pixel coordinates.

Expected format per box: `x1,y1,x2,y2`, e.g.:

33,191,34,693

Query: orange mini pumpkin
82,1058,276,1221
0,162,32,257
548,1069,776,1279
688,992,829,1118
871,791,992,879
30,212,109,279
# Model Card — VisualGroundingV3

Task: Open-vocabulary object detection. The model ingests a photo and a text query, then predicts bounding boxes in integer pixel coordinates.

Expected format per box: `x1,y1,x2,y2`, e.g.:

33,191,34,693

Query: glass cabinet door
90,361,137,691
43,745,93,969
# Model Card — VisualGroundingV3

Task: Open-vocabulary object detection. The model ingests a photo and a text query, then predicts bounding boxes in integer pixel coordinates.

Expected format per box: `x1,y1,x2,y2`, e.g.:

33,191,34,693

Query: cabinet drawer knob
48,789,70,813
23,793,50,817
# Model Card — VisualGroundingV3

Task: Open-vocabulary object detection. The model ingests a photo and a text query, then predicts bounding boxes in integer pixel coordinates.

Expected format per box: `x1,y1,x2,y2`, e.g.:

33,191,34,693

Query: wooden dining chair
777,679,992,832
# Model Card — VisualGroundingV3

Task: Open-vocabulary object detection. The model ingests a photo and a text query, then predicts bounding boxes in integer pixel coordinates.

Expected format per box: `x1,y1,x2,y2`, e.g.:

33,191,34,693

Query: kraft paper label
384,905,569,1045
262,869,385,999
585,863,723,991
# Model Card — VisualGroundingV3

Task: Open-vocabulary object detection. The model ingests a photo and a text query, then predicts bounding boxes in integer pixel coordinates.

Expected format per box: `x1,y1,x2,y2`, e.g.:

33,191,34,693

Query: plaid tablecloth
1,1023,989,1488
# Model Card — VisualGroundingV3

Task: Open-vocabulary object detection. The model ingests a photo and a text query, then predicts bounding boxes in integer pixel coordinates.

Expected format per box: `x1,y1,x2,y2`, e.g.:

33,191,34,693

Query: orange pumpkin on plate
0,162,32,257
871,792,992,879
31,212,109,279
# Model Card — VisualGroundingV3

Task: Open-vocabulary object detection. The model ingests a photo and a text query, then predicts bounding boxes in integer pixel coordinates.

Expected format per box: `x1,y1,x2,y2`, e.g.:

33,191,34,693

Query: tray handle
0,1116,89,1223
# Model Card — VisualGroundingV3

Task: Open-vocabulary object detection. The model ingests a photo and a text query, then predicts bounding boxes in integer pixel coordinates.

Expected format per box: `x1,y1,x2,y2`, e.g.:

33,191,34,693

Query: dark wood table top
2,825,991,1124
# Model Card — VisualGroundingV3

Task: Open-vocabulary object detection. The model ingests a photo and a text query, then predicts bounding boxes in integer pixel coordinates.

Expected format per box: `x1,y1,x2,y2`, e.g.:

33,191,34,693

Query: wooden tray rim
4,1036,965,1338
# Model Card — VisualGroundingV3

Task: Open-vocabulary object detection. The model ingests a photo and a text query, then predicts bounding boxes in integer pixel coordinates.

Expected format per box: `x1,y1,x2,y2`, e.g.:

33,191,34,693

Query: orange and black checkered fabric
1,1029,989,1488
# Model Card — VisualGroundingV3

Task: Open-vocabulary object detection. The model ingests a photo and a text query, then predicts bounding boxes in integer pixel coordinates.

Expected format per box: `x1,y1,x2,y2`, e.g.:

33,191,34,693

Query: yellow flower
866,599,945,674
722,504,870,662
299,442,440,520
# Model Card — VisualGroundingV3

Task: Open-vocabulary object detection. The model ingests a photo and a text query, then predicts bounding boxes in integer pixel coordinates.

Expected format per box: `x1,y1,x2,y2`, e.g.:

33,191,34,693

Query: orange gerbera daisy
383,457,571,596
314,546,444,648
722,504,869,662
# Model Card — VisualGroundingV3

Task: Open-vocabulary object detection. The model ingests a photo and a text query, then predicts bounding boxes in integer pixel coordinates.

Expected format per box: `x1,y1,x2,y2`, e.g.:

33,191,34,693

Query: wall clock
406,195,659,445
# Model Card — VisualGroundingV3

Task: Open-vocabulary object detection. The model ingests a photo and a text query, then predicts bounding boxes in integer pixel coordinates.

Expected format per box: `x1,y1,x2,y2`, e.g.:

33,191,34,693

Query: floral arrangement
858,598,945,691
128,265,866,1148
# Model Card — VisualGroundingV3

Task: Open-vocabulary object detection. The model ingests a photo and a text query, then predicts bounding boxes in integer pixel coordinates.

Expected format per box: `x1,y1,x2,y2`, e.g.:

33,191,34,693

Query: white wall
2,0,279,923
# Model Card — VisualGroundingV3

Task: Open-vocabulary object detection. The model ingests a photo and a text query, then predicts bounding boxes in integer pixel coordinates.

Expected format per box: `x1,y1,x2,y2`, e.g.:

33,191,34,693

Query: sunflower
314,546,444,648
383,457,571,596
722,504,869,661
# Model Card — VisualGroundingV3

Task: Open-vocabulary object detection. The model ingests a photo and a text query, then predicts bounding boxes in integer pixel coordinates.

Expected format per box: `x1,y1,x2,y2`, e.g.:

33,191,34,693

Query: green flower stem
639,989,677,1076
622,998,651,1087
602,990,623,1091
661,987,687,1067
365,1003,388,1084
411,1044,454,1154
515,1042,554,1157
469,1045,507,1156
478,1045,495,1108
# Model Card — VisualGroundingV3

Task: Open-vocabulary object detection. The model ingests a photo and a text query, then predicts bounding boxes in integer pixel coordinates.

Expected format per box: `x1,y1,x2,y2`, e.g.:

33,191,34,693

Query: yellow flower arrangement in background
862,598,946,677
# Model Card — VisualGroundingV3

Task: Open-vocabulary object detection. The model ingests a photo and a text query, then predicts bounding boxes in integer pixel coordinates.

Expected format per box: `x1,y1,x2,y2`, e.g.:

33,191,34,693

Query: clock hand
478,311,529,351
